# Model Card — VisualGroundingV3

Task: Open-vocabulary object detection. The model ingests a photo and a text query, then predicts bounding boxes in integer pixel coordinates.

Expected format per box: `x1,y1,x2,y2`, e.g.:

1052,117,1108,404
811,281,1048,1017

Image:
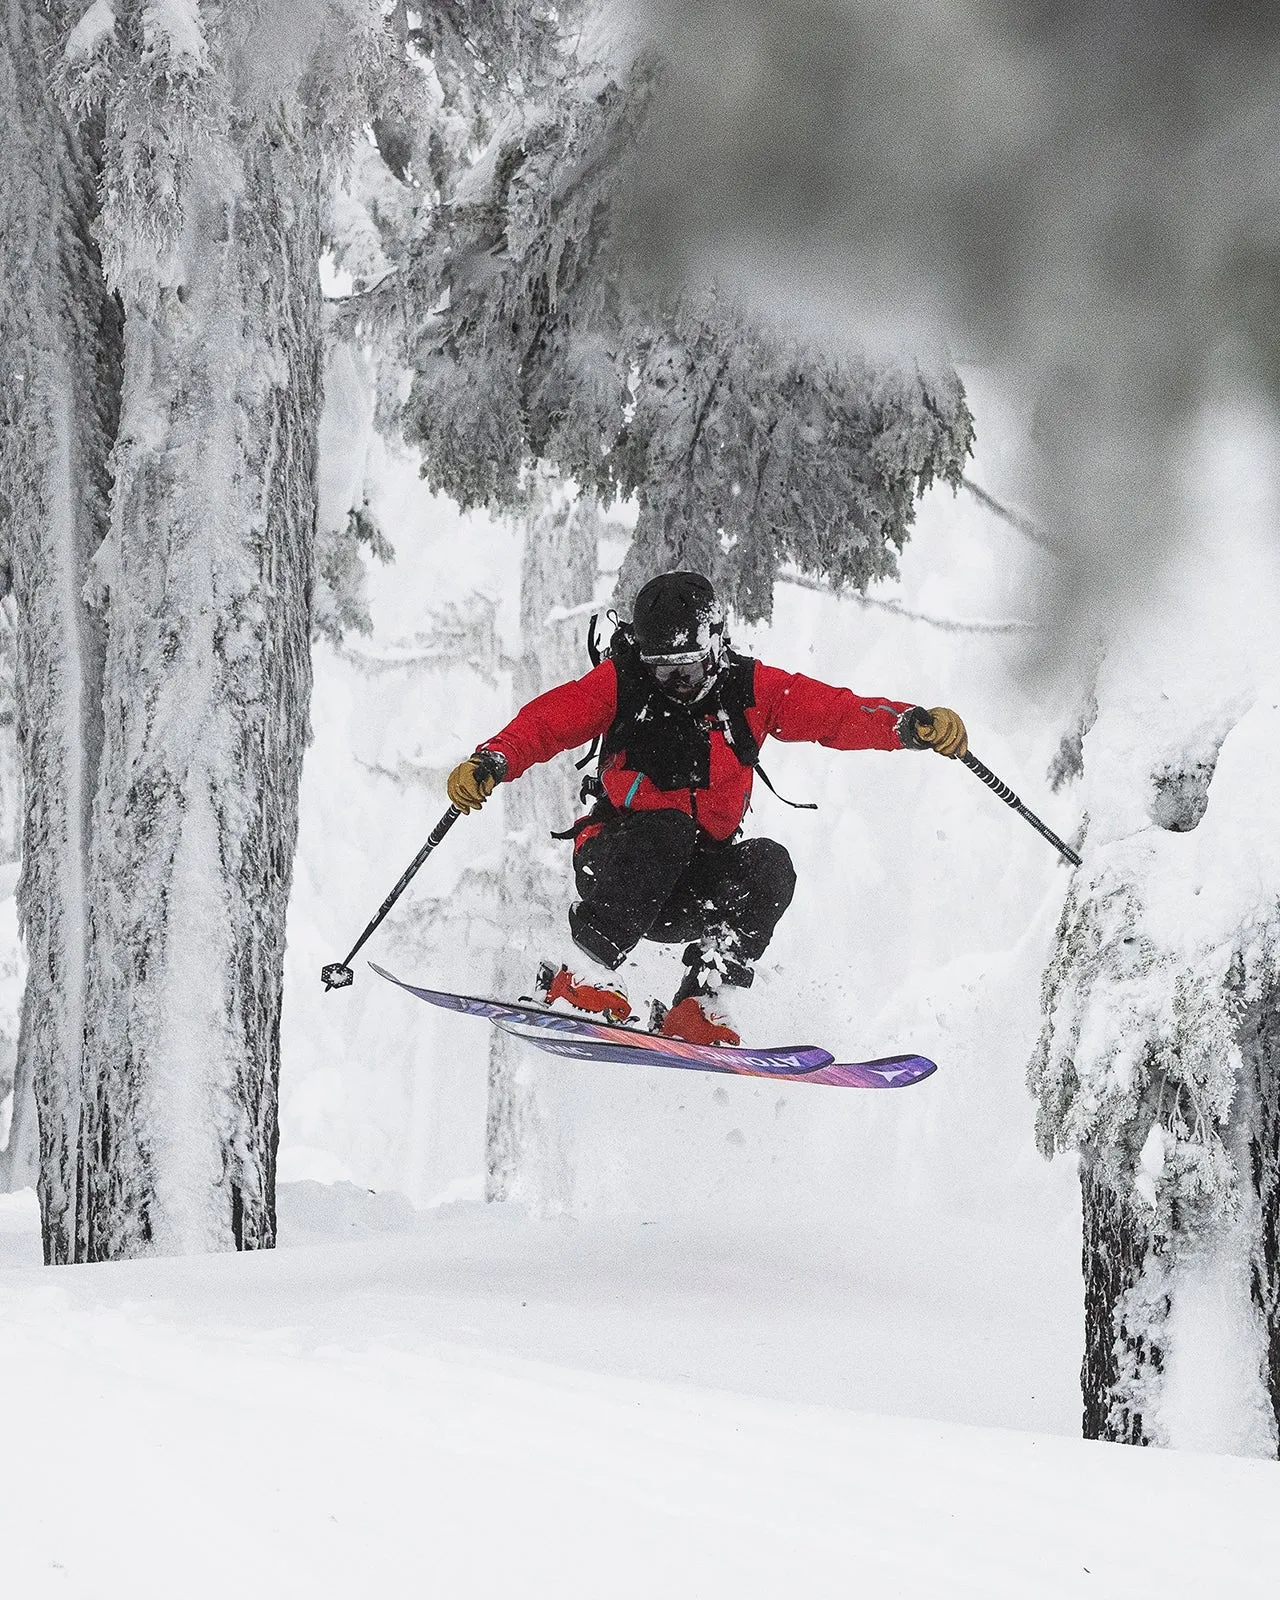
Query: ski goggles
641,650,716,695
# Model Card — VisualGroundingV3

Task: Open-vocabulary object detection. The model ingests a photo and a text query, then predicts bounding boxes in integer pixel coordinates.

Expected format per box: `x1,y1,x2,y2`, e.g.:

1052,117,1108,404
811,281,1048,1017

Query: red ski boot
537,962,634,1025
658,995,741,1047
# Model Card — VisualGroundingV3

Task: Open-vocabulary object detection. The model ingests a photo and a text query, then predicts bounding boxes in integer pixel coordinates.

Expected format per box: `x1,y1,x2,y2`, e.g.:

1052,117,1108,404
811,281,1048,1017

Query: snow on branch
65,0,116,60
960,474,1063,556
141,0,208,74
776,571,1036,635
365,54,973,626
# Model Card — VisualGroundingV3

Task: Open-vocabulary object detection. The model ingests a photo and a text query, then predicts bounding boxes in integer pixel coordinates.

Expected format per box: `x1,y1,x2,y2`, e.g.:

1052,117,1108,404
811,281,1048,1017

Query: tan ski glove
446,751,506,812
897,706,969,759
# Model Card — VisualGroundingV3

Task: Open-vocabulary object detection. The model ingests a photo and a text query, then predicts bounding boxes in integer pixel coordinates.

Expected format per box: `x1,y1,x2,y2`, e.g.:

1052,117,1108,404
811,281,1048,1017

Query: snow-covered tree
1030,434,1280,1455
315,0,568,633
2,0,422,1257
393,54,973,621
485,485,603,1207
47,0,405,1257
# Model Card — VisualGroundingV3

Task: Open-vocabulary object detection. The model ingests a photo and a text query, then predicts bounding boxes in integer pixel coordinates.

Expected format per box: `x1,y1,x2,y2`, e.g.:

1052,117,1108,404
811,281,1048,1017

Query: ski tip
800,1053,937,1088
865,1054,937,1086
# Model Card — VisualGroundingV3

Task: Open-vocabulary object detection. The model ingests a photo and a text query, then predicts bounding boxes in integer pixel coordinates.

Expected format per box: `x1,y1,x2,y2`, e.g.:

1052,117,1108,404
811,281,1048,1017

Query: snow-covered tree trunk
1243,994,1280,1440
1076,1155,1164,1443
80,117,322,1256
17,0,393,1261
485,491,598,1206
0,599,27,1181
0,600,27,865
1031,415,1280,1453
0,0,120,1249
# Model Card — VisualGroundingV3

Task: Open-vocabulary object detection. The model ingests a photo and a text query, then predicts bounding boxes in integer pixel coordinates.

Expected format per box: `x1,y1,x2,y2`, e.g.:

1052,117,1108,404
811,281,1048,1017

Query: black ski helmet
631,571,726,701
632,571,723,660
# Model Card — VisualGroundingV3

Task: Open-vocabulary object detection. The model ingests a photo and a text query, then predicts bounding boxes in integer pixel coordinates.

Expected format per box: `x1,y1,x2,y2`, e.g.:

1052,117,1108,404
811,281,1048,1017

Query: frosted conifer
391,56,973,621
1030,508,1280,1453
0,0,416,1257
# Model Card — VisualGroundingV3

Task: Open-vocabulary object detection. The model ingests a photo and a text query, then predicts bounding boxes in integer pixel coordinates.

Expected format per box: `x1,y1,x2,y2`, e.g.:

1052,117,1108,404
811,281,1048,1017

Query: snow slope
0,1185,1275,1600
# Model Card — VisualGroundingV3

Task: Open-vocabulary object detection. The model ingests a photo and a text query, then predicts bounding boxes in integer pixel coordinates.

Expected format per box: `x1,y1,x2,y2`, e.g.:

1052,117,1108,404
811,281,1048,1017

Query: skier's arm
754,663,931,752
475,662,618,781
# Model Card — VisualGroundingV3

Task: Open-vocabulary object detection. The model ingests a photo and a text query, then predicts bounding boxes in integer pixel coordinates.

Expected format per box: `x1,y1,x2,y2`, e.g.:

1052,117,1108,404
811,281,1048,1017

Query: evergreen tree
315,0,568,634
390,55,973,620
1030,524,1280,1454
50,0,401,1256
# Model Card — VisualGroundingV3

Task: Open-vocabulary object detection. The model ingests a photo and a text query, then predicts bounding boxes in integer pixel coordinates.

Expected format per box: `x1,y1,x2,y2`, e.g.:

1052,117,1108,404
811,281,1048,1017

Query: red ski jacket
480,660,915,844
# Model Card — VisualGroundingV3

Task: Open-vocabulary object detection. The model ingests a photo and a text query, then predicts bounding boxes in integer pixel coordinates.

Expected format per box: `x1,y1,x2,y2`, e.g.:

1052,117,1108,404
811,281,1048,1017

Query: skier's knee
568,902,631,970
745,838,796,911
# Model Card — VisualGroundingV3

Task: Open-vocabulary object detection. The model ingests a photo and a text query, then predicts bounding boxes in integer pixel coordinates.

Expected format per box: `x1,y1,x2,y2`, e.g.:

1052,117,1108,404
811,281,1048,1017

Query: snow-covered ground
1,1184,1276,1599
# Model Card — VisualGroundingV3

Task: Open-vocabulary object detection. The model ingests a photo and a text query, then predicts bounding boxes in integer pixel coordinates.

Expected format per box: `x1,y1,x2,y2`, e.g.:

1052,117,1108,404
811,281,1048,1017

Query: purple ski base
372,965,937,1090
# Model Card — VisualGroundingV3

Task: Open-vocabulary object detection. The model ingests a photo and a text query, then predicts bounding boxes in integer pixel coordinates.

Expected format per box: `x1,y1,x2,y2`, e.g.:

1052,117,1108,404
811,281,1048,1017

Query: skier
446,571,967,1046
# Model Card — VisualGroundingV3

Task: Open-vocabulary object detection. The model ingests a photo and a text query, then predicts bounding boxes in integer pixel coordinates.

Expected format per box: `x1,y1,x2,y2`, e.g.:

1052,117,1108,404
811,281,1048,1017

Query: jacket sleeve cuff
473,747,510,782
895,707,932,750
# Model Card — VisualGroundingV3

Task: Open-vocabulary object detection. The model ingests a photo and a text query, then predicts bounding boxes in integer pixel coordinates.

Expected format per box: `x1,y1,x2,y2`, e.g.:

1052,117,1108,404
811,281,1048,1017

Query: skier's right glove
446,750,507,813
896,706,969,759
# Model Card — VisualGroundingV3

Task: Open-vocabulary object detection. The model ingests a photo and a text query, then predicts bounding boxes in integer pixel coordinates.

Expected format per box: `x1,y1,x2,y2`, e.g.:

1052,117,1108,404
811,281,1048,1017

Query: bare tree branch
777,570,1036,634
961,474,1064,557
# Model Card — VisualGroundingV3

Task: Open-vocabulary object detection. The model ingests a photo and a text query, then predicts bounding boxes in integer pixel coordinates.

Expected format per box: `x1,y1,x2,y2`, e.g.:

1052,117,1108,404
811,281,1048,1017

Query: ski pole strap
961,750,1081,867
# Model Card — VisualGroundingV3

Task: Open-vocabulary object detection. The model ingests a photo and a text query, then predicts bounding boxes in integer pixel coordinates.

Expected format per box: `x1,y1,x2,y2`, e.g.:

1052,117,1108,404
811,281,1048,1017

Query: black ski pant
568,809,796,992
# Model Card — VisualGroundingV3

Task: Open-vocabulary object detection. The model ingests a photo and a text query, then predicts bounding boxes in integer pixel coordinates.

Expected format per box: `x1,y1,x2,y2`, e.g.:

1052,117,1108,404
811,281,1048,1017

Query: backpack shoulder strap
719,652,818,812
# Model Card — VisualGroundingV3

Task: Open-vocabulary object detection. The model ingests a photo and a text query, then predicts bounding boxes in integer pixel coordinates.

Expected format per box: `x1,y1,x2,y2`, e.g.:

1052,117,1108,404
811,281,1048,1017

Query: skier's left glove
896,706,968,759
447,749,508,812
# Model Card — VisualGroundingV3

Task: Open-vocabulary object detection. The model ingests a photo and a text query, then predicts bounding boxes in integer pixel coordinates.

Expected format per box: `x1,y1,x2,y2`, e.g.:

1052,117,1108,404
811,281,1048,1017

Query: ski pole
961,750,1082,868
321,804,463,990
321,752,504,991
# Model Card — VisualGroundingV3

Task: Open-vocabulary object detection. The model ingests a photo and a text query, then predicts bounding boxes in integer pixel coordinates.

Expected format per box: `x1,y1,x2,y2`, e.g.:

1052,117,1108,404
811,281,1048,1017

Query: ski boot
652,994,741,1047
536,961,634,1025
651,939,752,1046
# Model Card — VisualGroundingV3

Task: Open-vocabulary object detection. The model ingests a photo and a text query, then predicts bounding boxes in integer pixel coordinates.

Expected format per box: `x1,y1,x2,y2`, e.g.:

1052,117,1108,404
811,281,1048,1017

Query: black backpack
552,616,815,837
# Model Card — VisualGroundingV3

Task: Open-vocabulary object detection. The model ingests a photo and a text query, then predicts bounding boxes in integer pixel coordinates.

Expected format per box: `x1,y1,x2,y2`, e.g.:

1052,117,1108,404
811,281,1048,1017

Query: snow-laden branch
960,475,1064,557
776,571,1036,635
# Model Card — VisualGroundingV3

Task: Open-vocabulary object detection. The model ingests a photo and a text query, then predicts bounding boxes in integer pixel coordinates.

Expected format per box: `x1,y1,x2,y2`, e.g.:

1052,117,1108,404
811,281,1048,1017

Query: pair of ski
373,964,936,1090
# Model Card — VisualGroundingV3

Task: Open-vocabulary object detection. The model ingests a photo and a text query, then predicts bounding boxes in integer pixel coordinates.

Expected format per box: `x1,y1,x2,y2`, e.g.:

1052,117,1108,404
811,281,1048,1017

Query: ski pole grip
961,752,1018,806
470,749,506,796
426,805,463,849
